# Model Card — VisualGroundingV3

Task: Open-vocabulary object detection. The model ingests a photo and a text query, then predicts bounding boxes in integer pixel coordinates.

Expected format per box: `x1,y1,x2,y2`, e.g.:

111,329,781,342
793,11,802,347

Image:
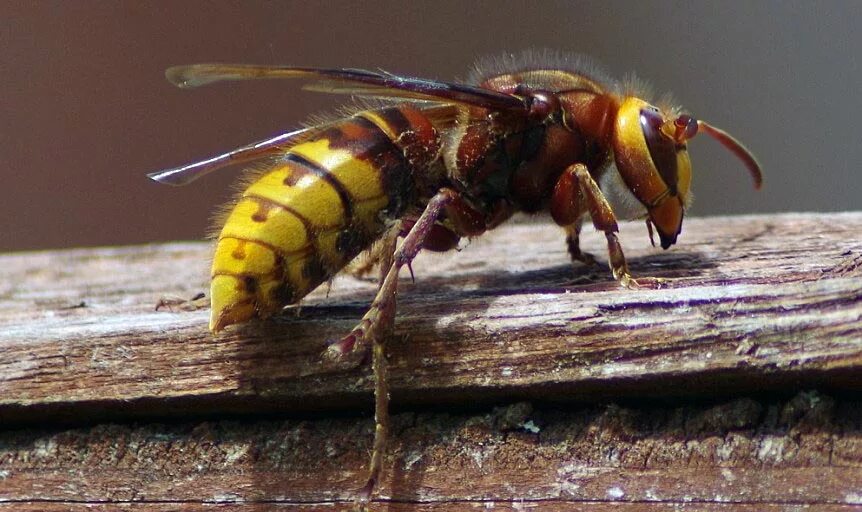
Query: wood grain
1,213,860,422
1,212,861,509
0,393,860,508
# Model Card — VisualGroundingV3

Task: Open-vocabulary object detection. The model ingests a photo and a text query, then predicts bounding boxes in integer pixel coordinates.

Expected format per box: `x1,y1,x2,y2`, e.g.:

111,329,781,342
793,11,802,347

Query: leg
549,163,596,267
564,222,598,267
565,164,662,289
326,189,457,508
154,292,208,312
327,225,399,366
326,190,455,359
355,332,389,509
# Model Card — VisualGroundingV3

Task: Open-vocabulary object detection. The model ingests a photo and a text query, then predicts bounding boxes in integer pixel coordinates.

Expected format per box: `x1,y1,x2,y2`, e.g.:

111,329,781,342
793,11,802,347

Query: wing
148,103,463,187
147,127,312,186
151,64,504,187
165,64,528,112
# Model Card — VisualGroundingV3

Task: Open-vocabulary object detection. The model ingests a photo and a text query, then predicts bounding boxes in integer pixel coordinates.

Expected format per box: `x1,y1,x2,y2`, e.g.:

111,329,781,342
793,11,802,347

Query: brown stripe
213,267,300,304
245,193,338,231
362,111,424,218
359,107,441,170
328,114,417,220
211,271,258,289
223,201,338,279
211,271,295,304
219,235,313,262
282,164,312,186
284,152,354,222
360,108,414,148
321,117,386,160
328,117,403,163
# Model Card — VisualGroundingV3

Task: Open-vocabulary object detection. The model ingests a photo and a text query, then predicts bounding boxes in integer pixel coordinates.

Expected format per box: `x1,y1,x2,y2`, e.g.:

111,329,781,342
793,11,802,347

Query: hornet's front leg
551,163,662,289
325,188,458,509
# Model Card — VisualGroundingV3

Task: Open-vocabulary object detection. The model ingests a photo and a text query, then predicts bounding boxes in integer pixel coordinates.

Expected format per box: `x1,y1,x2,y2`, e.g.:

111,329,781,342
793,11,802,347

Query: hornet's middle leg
325,188,459,508
563,222,598,267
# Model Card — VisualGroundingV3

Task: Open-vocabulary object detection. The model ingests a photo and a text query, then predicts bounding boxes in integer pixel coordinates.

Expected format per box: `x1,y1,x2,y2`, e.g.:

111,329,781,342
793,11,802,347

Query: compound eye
640,107,680,196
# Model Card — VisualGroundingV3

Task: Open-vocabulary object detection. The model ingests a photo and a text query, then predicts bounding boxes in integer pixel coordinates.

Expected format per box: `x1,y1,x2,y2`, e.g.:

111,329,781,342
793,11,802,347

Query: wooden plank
0,392,860,508
2,506,861,512
1,213,862,425
2,212,862,509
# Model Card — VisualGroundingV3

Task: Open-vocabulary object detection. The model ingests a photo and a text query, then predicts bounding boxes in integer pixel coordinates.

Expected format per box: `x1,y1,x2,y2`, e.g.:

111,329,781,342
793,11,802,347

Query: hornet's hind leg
325,188,458,509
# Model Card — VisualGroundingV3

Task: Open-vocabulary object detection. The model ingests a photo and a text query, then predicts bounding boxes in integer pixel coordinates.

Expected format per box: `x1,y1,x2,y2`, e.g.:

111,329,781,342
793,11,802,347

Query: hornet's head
611,97,762,249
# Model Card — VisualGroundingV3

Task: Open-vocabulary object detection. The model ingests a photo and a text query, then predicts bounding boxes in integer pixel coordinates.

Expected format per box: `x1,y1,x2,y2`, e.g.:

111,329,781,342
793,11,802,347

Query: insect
149,50,762,508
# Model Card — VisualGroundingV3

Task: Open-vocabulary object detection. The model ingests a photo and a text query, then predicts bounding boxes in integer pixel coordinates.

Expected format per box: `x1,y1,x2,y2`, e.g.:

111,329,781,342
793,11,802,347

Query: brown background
2,1,860,252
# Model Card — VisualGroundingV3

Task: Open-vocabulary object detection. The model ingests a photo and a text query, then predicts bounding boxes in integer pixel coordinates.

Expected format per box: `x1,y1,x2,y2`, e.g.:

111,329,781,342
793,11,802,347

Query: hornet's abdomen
210,106,440,332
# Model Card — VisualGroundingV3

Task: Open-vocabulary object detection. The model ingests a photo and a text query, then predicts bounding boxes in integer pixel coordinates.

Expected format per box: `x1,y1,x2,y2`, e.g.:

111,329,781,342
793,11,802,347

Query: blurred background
2,1,860,252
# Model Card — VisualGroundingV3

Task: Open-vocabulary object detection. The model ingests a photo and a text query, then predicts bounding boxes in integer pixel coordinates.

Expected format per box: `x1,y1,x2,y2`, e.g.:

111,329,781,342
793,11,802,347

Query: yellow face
612,97,694,249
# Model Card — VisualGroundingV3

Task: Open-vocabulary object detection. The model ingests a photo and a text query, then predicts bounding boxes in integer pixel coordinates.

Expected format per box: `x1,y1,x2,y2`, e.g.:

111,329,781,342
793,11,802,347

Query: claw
620,275,667,290
325,332,358,358
646,218,657,248
352,477,376,511
154,292,208,312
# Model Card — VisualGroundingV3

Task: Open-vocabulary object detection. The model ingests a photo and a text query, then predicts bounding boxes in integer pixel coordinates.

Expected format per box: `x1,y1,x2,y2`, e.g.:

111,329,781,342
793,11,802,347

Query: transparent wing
165,64,528,112
147,104,463,187
147,127,311,186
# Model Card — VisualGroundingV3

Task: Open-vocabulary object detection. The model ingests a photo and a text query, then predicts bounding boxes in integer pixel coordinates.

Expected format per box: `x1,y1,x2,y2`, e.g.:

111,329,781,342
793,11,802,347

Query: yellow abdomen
210,106,440,332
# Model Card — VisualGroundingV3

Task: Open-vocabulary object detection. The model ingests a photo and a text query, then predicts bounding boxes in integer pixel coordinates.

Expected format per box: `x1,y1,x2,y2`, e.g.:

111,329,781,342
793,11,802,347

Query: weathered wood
0,392,860,509
1,212,861,509
3,505,862,512
4,507,858,512
1,213,860,423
